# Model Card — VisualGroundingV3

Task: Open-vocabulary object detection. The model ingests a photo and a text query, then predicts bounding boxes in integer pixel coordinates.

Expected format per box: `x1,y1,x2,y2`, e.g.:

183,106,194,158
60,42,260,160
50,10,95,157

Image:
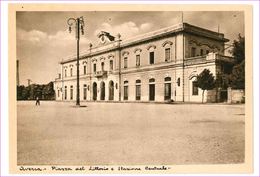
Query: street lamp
67,16,85,106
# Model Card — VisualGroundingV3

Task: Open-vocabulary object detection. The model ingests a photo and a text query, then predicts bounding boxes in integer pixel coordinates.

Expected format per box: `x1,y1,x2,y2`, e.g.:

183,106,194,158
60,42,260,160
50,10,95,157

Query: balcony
94,70,108,78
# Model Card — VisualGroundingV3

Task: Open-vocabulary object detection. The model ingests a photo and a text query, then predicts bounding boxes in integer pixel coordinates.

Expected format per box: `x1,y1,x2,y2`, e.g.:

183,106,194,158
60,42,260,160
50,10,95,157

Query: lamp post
67,16,85,106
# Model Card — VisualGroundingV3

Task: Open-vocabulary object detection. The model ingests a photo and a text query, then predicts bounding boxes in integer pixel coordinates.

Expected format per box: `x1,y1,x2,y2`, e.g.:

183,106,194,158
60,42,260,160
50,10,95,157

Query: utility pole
67,16,85,106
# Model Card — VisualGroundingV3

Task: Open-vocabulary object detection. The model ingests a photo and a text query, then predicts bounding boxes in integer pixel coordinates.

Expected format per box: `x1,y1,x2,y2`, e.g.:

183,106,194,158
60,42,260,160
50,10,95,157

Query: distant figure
36,97,40,106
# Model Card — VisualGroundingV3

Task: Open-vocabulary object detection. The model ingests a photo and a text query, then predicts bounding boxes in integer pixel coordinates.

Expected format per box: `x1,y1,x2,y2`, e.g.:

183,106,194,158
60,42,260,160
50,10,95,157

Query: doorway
93,82,97,101
109,81,114,100
100,81,105,100
149,84,155,101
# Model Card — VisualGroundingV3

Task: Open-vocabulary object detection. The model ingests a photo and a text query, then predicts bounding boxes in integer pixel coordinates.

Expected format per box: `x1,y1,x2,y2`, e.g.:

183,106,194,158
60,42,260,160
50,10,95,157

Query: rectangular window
84,65,87,75
64,88,67,100
192,81,199,95
164,83,171,100
136,55,140,66
149,52,154,64
165,48,170,61
200,49,204,56
136,85,141,100
83,85,87,100
65,70,67,77
110,60,113,70
124,86,128,100
101,62,104,71
124,57,128,68
70,68,73,76
191,47,196,57
93,64,96,73
70,86,73,100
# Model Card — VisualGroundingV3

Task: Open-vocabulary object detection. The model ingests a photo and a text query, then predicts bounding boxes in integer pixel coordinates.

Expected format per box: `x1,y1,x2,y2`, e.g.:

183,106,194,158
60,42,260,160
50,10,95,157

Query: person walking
35,97,40,106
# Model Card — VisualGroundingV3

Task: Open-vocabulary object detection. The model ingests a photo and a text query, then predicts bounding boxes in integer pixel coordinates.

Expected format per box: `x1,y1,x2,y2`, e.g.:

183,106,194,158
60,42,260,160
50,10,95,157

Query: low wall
227,87,245,103
206,90,216,103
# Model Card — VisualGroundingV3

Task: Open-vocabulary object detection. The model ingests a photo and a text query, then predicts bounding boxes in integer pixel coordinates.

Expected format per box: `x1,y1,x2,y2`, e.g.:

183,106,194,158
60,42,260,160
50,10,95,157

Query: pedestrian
36,97,40,106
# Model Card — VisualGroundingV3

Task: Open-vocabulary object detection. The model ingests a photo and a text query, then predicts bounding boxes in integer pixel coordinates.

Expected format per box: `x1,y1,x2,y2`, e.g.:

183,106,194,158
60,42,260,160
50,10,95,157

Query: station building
54,23,234,102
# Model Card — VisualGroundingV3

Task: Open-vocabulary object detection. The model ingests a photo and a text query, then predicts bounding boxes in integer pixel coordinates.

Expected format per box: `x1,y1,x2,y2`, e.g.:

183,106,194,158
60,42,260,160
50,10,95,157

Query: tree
196,69,216,103
230,34,245,64
228,34,245,89
228,60,245,89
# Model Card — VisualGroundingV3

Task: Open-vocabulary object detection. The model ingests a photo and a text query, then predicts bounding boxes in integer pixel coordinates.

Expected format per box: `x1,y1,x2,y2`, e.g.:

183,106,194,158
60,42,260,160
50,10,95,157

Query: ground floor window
83,85,87,100
164,83,171,100
70,86,73,100
57,90,60,98
136,85,141,100
192,81,199,95
64,86,67,100
124,86,128,100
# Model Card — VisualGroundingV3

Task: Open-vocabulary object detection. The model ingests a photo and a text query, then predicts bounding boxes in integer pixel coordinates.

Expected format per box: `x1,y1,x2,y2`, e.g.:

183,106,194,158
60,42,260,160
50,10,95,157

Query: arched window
135,80,141,100
70,68,73,76
164,77,171,82
124,80,128,100
164,77,171,100
101,62,104,71
83,84,87,100
83,65,87,75
149,78,155,83
110,60,113,70
136,79,141,84
70,85,73,100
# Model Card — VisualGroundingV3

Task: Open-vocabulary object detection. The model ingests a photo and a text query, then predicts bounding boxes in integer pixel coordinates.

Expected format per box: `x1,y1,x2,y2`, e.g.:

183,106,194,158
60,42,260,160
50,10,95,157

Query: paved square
17,101,245,165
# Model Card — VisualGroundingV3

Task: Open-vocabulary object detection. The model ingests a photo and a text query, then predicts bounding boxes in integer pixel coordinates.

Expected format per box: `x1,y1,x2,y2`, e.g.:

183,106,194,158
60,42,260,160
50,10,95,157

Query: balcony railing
94,70,108,78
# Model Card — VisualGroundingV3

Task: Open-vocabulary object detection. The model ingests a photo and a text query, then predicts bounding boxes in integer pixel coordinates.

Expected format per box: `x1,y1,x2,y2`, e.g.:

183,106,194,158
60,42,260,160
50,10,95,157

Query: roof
60,22,229,64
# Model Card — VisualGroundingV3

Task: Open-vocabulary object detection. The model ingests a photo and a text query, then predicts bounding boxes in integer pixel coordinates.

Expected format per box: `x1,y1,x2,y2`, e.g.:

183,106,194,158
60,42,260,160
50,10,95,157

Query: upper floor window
136,55,140,67
83,65,87,75
65,69,67,77
124,57,128,68
149,52,154,64
149,78,155,83
110,60,113,71
206,50,209,54
191,47,196,57
200,49,204,56
93,63,96,73
101,62,104,71
70,68,73,76
165,48,170,62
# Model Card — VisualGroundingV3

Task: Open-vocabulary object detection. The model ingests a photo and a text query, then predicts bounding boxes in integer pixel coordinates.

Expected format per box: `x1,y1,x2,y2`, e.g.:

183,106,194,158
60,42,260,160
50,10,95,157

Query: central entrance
93,82,97,101
109,81,114,100
100,81,105,100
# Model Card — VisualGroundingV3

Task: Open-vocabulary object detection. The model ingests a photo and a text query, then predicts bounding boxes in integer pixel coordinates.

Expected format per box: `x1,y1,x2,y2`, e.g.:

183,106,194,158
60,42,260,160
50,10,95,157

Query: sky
16,11,244,86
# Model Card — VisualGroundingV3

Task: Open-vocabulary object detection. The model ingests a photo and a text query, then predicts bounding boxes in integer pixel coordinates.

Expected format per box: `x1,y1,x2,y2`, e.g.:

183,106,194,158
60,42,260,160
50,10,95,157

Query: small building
54,22,234,103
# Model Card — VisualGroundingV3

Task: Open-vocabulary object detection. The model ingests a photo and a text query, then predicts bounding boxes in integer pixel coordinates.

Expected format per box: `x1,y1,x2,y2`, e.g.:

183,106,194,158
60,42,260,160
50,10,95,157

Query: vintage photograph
10,4,252,174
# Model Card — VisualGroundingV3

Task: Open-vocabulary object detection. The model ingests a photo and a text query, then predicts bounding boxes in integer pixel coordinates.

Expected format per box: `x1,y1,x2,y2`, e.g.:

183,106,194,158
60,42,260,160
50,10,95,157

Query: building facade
54,23,234,103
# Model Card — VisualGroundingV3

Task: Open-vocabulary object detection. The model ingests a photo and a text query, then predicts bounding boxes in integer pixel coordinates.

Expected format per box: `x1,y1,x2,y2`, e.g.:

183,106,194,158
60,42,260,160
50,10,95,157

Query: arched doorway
93,82,97,101
109,81,114,100
100,81,105,100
